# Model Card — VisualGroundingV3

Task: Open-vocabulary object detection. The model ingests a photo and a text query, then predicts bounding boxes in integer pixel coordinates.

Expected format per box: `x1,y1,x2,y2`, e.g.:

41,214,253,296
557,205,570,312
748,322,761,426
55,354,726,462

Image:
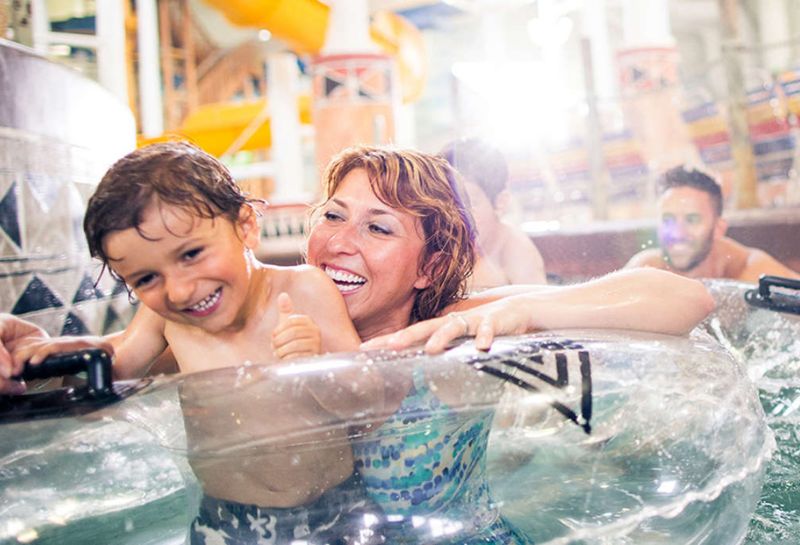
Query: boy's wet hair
84,141,254,266
316,145,476,323
658,165,723,217
439,137,509,205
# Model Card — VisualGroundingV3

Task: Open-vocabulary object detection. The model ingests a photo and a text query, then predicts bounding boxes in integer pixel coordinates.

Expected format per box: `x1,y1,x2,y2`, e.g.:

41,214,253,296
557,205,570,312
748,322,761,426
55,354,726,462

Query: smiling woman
307,145,475,340
301,145,717,544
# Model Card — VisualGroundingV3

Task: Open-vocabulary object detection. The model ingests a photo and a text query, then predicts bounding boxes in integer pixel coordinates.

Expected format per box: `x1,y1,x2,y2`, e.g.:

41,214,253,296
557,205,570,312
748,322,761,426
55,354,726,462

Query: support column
11,0,46,51
96,0,128,106
616,0,694,173
758,0,791,73
311,0,399,173
582,0,617,102
268,53,305,203
136,0,164,138
720,0,758,208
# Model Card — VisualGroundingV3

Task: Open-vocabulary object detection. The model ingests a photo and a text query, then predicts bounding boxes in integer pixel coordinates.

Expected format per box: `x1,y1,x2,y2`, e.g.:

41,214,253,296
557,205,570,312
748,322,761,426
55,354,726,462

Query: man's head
84,141,254,266
438,138,509,207
656,166,726,272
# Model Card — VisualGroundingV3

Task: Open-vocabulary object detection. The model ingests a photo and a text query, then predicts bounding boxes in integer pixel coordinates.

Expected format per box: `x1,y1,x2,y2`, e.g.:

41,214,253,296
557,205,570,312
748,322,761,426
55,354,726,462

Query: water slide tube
0,330,771,544
166,0,425,156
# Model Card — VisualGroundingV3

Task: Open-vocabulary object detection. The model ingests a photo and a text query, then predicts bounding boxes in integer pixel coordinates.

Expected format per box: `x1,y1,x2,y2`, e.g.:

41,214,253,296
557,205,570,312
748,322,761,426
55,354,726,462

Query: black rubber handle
14,349,114,398
758,274,800,300
744,274,800,316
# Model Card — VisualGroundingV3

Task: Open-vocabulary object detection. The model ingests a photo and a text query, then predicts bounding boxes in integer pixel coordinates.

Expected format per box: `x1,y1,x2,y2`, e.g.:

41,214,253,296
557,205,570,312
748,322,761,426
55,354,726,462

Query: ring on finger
449,313,469,337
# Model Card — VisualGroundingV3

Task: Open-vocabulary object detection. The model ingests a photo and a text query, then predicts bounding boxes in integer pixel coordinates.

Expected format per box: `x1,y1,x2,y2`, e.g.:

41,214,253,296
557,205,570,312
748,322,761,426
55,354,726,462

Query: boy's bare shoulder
269,264,336,296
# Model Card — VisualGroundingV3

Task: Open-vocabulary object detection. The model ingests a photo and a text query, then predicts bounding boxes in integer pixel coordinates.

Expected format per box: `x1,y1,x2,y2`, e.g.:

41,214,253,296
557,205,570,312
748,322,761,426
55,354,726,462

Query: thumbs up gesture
271,292,322,360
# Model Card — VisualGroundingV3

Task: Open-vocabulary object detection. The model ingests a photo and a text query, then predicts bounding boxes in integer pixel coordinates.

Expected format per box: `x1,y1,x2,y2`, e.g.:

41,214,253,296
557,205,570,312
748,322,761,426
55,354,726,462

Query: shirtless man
440,138,547,289
625,165,799,283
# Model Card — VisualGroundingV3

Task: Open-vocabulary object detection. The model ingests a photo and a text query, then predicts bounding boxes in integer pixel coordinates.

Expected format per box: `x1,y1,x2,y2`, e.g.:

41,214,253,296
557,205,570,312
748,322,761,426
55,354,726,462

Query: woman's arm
362,268,715,354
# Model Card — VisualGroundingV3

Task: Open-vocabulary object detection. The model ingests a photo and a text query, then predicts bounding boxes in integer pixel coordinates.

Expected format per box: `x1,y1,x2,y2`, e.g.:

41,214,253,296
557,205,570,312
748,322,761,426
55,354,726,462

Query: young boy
439,138,547,289
1,142,384,544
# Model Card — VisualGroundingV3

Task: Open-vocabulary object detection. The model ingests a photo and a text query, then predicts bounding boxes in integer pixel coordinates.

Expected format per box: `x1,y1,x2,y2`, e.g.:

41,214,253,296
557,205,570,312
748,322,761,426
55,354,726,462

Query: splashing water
705,280,800,544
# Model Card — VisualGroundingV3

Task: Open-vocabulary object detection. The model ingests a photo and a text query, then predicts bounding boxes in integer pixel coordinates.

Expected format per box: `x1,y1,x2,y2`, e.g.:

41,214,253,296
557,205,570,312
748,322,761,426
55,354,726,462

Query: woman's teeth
188,288,221,311
325,267,366,292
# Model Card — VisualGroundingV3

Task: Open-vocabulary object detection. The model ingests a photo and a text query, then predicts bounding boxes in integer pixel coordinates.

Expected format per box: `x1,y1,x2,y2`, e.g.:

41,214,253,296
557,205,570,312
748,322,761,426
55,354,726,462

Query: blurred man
440,138,547,290
625,165,799,283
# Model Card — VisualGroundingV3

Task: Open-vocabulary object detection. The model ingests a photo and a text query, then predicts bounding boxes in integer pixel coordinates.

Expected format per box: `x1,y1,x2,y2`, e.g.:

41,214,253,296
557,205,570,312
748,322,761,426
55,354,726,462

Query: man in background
440,138,547,289
625,165,799,283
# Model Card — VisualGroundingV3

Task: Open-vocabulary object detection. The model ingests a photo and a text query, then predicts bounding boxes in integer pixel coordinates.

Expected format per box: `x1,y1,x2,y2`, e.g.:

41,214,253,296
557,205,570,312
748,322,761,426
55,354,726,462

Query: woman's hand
361,296,533,354
0,314,49,394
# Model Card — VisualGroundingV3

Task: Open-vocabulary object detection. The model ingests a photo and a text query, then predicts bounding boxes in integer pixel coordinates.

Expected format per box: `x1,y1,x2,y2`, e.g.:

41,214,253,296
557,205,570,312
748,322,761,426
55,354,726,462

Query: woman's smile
324,265,367,294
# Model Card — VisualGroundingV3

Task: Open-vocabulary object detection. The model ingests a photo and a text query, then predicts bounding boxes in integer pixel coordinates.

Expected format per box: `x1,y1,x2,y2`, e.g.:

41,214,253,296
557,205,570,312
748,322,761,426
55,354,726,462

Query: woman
304,145,714,543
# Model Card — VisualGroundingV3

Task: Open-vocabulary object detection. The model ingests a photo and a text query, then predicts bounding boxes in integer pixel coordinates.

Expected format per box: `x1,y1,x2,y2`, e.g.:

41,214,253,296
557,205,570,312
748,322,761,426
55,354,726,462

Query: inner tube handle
758,274,800,300
14,349,114,399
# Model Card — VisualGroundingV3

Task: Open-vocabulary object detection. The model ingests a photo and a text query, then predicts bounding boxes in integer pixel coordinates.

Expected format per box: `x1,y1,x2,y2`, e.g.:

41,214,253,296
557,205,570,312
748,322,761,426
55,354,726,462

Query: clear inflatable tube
705,279,800,544
0,330,772,544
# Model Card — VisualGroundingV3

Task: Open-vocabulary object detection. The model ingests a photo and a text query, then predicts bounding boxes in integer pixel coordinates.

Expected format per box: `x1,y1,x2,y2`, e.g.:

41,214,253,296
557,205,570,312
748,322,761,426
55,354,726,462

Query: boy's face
103,202,259,333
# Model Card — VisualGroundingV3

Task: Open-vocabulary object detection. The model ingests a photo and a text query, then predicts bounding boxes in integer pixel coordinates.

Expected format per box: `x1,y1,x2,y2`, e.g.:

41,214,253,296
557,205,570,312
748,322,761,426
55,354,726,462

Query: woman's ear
237,205,261,249
414,273,432,290
415,253,438,290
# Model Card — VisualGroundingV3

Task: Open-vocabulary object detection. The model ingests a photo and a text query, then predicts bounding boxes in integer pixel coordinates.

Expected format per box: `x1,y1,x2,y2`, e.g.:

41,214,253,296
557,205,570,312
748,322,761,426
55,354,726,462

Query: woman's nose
327,224,359,254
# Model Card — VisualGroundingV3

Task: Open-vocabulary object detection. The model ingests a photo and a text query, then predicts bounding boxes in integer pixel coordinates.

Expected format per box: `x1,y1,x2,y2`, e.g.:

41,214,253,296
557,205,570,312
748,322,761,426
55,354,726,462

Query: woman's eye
324,211,343,222
369,224,391,235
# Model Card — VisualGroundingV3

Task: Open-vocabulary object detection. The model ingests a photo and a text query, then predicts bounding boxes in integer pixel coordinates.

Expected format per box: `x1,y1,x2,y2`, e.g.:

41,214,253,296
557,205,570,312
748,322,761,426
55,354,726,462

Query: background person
439,137,547,289
625,165,800,283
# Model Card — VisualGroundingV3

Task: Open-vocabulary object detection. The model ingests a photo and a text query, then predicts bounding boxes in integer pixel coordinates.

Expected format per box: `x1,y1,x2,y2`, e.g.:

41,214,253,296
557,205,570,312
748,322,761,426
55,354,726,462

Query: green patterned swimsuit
354,367,531,544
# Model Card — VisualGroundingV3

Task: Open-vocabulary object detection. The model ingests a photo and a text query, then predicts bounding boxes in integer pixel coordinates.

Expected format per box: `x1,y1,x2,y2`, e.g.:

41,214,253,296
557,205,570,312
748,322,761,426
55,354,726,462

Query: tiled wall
1,41,137,336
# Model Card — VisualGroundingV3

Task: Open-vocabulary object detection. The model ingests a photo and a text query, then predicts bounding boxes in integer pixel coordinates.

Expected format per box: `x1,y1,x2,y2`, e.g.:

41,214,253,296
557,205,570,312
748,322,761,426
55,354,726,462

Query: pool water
706,280,800,545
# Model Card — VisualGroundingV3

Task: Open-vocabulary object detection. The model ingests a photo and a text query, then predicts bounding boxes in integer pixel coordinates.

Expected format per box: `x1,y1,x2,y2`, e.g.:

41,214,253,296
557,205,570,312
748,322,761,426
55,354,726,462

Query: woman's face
307,168,431,340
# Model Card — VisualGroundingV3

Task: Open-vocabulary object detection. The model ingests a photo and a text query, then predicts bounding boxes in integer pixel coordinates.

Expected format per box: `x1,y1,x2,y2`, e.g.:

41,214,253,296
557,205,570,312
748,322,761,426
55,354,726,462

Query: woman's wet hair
439,137,509,205
84,141,257,266
658,165,724,217
317,145,476,323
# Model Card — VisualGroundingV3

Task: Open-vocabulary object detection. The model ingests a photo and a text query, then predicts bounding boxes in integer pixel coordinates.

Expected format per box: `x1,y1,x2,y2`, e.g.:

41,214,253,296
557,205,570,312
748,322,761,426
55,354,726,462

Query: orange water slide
160,0,425,156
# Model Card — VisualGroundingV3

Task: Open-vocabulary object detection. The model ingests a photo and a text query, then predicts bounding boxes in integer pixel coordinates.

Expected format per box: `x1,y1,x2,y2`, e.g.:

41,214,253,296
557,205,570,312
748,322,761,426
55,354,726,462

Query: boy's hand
271,293,322,360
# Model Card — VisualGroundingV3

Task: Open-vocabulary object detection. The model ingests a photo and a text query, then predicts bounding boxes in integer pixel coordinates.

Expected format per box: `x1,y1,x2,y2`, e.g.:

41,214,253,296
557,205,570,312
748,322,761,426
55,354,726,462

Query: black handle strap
745,274,800,315
14,349,113,399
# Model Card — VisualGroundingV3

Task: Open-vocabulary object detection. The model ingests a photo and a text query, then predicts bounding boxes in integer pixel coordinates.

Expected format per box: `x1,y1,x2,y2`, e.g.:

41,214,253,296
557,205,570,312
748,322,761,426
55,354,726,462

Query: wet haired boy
1,142,384,544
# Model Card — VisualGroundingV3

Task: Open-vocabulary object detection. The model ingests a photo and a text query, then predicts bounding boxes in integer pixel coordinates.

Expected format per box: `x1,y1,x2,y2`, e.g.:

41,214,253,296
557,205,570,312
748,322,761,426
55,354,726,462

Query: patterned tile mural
1,42,137,337
0,132,136,336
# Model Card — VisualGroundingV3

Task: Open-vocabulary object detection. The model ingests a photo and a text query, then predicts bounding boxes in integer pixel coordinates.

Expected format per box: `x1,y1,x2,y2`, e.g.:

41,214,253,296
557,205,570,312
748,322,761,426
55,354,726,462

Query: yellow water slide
165,0,426,156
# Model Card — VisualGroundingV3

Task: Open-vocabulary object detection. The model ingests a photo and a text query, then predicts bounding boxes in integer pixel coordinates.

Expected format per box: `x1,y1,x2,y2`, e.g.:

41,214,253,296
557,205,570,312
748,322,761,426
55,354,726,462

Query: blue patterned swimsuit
353,367,531,544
